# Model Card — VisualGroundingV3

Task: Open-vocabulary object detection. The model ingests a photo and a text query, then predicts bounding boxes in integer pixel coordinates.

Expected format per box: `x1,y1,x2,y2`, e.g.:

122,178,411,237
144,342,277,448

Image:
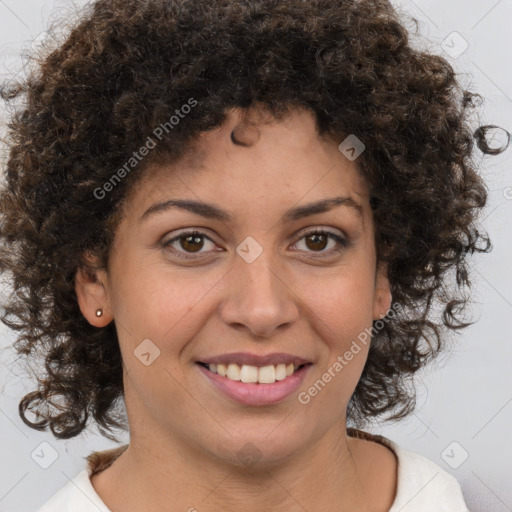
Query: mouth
196,361,312,385
196,361,313,406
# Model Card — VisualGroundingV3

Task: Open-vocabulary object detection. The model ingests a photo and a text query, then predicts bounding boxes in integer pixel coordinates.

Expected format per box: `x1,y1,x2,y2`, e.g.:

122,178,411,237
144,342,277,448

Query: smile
198,362,306,384
196,362,313,406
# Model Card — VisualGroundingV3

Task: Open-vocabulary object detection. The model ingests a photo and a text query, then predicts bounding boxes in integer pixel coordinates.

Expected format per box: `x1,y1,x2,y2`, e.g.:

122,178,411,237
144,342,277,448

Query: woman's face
77,106,391,467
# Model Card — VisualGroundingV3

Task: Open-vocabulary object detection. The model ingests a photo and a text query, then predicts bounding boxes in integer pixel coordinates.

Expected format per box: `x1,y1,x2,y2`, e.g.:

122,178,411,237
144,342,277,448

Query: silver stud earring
95,308,103,317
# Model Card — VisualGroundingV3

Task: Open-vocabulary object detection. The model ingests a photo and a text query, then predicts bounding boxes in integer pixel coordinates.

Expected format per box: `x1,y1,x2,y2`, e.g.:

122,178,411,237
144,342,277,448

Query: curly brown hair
0,0,508,442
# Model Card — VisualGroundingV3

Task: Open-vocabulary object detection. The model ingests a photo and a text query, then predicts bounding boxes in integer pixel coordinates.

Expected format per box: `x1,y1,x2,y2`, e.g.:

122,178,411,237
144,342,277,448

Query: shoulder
347,428,470,512
37,445,128,512
37,469,110,512
388,442,470,512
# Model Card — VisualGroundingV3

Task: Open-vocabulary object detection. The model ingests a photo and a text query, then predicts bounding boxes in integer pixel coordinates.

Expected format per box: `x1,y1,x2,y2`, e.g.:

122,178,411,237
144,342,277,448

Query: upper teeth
208,363,299,384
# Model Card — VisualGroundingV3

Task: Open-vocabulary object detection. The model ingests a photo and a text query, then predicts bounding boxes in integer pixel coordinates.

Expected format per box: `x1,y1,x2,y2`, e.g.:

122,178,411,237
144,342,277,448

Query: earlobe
74,263,112,327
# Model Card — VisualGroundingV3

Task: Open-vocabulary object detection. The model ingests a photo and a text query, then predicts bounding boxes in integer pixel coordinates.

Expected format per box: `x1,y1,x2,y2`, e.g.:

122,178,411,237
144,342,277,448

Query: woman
0,0,508,510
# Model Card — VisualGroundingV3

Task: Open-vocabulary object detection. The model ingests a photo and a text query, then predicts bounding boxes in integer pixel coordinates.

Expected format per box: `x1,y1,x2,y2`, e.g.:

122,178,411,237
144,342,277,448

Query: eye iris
181,234,204,253
173,231,336,255
306,233,328,251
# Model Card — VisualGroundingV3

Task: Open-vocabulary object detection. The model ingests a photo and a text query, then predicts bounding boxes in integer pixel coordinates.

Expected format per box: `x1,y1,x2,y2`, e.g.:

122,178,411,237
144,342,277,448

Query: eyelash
162,228,349,260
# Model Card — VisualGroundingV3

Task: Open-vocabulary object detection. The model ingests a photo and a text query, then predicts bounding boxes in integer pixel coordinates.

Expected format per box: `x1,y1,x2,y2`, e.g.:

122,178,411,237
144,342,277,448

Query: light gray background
0,1,511,511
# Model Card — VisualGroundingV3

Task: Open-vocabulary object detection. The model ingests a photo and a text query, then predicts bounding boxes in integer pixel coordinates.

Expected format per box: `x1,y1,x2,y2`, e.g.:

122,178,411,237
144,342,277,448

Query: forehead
123,107,370,219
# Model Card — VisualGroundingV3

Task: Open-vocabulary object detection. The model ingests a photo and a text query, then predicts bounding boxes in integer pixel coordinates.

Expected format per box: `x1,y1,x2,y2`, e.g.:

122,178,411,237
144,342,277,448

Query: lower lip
197,363,312,406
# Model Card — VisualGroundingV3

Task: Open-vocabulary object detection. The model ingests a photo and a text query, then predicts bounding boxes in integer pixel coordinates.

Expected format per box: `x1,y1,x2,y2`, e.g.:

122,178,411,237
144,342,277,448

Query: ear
74,252,112,327
372,261,392,321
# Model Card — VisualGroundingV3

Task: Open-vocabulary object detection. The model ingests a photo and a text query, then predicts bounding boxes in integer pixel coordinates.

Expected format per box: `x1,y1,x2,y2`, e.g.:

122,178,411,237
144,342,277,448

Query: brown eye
304,232,329,251
162,228,349,261
293,229,349,257
163,230,217,259
180,234,205,253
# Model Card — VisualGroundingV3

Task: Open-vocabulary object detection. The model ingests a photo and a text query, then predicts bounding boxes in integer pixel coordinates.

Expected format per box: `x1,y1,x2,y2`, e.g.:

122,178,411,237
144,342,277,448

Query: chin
205,431,306,470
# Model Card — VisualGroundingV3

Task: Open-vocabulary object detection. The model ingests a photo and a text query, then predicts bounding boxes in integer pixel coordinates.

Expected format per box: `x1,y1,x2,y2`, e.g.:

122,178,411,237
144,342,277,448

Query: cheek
111,268,228,391
110,256,218,338
304,272,376,344
302,272,375,394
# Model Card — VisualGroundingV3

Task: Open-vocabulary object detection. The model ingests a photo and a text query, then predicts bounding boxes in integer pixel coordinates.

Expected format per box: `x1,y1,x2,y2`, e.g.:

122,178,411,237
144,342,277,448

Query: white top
37,433,470,512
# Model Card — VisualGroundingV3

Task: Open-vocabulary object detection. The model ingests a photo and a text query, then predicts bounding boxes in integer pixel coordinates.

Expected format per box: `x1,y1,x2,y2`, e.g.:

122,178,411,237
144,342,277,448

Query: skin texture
2,0,497,442
75,106,395,512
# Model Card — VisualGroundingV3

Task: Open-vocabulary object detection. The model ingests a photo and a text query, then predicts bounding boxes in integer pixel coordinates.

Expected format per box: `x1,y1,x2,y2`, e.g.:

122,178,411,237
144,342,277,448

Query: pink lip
197,363,312,406
198,352,311,367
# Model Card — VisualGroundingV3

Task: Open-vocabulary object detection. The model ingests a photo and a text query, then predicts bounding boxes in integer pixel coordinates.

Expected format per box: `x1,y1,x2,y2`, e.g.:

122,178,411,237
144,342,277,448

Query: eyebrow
139,196,364,224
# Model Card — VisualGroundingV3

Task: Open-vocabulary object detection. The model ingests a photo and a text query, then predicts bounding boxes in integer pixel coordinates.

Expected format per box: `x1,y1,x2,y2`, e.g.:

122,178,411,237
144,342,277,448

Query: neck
91,420,372,512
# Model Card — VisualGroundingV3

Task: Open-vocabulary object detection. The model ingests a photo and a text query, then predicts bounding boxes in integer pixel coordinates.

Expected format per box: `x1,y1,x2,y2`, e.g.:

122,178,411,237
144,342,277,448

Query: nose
220,248,300,338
